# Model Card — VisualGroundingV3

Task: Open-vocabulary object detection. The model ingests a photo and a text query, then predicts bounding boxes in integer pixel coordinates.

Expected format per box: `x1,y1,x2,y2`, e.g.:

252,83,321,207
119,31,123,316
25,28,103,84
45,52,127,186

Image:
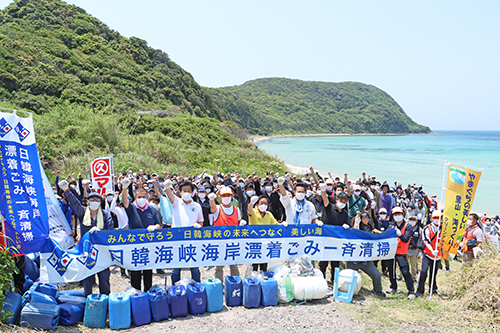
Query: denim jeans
171,267,201,285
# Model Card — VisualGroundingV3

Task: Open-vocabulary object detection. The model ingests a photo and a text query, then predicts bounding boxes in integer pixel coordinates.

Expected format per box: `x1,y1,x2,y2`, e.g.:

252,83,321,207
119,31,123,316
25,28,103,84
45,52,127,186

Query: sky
1,0,499,130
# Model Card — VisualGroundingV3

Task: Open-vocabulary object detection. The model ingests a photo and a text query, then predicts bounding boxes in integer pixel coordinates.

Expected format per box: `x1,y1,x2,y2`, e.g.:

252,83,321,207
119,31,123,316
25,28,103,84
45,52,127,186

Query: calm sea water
255,131,500,216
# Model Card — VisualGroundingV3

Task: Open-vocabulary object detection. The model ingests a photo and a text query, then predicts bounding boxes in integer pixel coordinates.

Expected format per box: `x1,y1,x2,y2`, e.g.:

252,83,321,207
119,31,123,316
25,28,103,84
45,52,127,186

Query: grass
335,252,500,333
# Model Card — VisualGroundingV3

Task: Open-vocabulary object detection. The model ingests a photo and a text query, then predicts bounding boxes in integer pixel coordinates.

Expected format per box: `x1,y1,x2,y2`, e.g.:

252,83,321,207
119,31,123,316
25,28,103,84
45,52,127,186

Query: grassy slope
0,102,287,180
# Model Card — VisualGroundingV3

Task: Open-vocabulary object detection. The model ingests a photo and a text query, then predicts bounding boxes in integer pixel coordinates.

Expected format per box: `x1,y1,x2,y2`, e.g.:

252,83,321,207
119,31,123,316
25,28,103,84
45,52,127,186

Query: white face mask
136,198,148,208
239,182,245,188
295,192,305,201
326,186,333,191
89,201,101,211
354,191,361,196
246,190,255,197
432,218,440,225
258,204,268,213
336,202,346,209
106,195,114,202
394,215,403,222
221,197,232,205
181,192,192,202
198,193,206,199
206,188,211,194
379,214,387,220
149,203,158,210
375,186,380,191
361,186,367,191
316,191,322,197
265,186,273,192
410,220,417,227
306,190,313,197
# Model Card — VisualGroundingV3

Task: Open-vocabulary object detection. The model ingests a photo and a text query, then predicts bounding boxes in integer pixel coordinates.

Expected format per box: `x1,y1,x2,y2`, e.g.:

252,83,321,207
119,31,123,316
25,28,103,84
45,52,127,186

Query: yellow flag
439,164,482,259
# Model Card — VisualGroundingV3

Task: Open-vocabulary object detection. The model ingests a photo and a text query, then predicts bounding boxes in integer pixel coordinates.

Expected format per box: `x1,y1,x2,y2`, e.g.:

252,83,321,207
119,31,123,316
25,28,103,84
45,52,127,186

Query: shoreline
250,132,436,143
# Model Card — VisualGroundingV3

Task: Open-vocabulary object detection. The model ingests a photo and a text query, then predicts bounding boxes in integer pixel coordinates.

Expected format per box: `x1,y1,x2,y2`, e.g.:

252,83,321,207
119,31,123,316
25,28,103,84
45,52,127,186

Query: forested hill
216,78,431,135
0,0,430,136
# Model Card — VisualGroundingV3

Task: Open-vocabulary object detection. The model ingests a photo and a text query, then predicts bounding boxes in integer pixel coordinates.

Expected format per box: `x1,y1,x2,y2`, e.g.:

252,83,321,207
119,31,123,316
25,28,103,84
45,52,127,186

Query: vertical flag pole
429,160,448,299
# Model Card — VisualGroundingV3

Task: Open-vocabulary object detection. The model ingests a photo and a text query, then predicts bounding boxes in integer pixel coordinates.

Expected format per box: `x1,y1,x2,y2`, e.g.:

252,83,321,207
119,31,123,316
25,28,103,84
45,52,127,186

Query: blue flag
0,110,49,253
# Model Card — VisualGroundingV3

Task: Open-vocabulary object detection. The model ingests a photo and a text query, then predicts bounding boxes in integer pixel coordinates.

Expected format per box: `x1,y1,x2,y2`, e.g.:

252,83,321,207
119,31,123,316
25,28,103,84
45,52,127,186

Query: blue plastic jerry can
168,285,188,318
147,288,169,322
109,292,131,330
243,278,261,308
260,277,278,307
84,294,108,328
225,276,242,307
203,278,223,312
130,292,151,326
187,282,207,315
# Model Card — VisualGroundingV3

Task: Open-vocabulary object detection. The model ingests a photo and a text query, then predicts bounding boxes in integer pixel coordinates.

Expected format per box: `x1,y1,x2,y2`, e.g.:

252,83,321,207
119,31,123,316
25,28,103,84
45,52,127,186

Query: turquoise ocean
255,131,499,216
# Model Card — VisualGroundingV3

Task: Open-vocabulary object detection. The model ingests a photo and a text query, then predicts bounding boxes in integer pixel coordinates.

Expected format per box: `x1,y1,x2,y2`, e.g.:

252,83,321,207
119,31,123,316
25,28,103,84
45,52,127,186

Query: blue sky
1,0,499,130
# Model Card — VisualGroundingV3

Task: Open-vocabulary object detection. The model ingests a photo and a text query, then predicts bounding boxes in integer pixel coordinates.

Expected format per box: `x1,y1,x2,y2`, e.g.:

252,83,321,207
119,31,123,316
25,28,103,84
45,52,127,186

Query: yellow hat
220,187,232,196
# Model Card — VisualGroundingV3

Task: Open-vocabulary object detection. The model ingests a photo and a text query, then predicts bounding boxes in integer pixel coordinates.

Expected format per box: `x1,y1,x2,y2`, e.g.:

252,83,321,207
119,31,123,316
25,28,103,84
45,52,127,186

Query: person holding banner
209,186,243,282
459,213,484,266
163,179,203,285
58,180,113,297
386,207,416,299
121,178,161,291
416,210,442,297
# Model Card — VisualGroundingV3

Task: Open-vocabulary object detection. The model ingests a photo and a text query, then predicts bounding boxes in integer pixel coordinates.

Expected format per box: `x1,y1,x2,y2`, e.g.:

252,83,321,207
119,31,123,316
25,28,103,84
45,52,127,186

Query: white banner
40,225,398,283
40,161,74,250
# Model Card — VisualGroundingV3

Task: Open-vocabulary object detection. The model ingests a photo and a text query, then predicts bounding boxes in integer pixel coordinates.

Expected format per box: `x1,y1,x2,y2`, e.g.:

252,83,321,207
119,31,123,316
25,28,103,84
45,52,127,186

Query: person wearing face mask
369,181,381,213
234,174,255,223
121,179,161,291
379,183,393,219
406,215,421,281
208,187,243,281
261,180,285,223
163,179,203,284
58,180,114,297
377,208,391,276
194,186,211,227
318,190,349,283
347,184,367,220
416,210,442,296
309,184,326,221
387,207,416,299
247,195,279,271
278,178,318,226
459,213,484,266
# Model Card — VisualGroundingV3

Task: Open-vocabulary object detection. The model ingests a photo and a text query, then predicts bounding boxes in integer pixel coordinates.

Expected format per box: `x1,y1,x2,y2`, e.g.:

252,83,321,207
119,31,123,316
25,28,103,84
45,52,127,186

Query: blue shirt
125,204,160,229
59,200,75,229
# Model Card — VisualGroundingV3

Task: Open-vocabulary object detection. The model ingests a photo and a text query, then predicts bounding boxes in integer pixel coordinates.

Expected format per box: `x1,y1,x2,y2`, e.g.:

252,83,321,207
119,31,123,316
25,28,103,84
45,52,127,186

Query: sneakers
372,290,386,298
415,291,421,297
386,288,397,294
407,293,416,300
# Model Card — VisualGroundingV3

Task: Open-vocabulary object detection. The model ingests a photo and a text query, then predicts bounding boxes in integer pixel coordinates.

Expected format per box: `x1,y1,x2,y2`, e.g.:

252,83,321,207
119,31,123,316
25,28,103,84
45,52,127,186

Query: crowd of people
50,166,497,300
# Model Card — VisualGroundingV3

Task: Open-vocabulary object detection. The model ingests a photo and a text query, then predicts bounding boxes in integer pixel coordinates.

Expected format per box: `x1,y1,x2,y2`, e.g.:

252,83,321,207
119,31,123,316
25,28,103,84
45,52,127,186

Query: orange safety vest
463,225,480,252
396,222,410,255
213,205,239,226
422,225,439,258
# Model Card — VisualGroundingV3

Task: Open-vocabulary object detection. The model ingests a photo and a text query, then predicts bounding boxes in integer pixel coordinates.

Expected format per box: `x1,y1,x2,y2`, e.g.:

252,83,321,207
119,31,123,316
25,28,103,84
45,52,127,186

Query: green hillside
0,0,231,119
0,0,430,138
217,78,431,135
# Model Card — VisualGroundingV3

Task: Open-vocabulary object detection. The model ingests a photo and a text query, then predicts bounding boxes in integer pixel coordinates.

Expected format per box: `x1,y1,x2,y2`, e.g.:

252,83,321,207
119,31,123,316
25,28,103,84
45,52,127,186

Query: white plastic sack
291,276,328,300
